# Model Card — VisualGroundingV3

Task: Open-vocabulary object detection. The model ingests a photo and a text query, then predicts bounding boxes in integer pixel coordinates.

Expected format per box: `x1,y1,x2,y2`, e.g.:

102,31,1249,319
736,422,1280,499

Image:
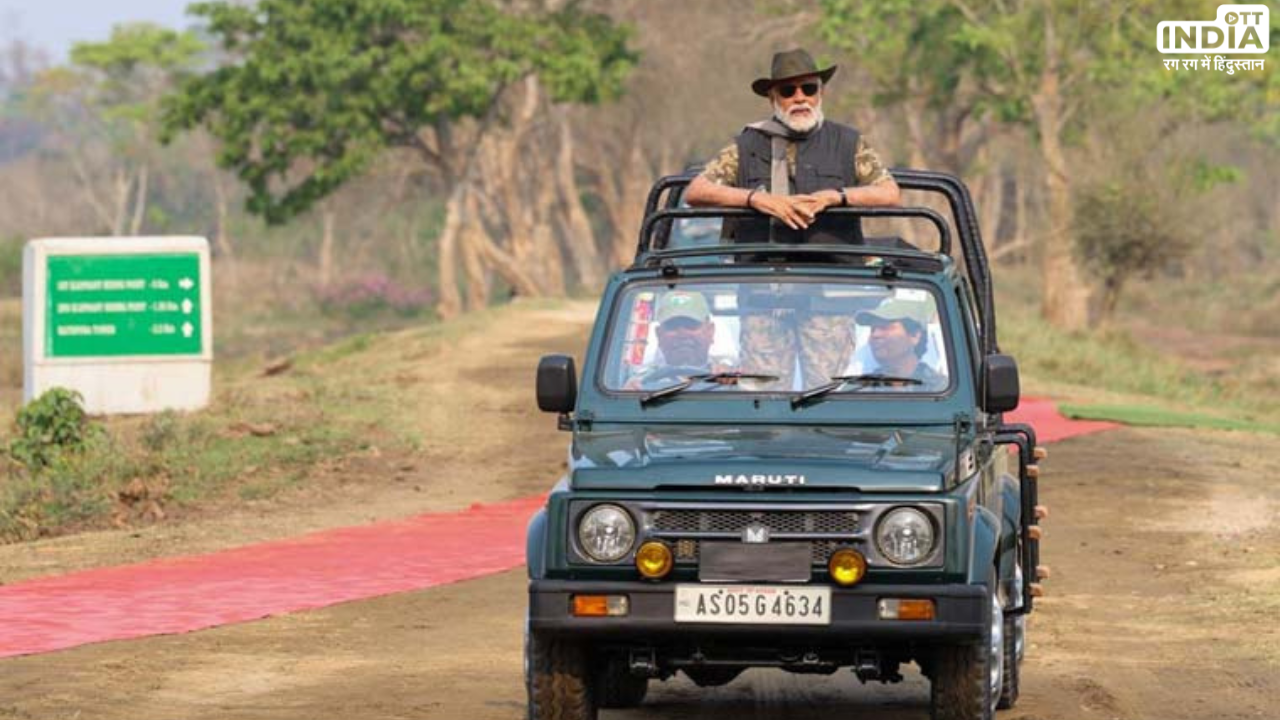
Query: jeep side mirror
984,354,1020,413
536,354,577,414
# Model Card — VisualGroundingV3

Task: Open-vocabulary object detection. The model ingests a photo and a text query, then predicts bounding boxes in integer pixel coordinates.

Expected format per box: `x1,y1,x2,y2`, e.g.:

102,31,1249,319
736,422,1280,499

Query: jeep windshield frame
595,275,958,402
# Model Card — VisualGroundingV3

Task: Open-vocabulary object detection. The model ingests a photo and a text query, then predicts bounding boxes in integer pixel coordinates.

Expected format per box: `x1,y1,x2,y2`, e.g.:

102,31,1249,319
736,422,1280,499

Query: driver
626,291,728,389
856,298,946,391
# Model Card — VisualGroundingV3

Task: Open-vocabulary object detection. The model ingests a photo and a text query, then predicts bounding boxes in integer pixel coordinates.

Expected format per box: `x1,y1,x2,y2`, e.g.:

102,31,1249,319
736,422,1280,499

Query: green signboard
45,253,203,358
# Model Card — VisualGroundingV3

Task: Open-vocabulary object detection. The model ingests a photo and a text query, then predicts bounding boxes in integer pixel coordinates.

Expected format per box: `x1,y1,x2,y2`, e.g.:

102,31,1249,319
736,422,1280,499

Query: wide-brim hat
751,48,837,97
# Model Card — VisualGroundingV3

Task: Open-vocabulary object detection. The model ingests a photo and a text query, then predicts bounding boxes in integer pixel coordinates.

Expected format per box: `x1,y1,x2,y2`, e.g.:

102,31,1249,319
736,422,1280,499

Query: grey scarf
743,118,819,195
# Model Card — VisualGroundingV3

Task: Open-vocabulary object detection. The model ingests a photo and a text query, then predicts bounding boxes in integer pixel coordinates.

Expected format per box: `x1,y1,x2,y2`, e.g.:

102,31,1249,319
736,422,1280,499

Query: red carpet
0,495,545,658
0,398,1113,658
1011,397,1120,443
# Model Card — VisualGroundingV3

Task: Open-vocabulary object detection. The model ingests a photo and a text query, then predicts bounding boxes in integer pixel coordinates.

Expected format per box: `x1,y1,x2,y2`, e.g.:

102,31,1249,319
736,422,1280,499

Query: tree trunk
554,109,604,290
598,140,652,268
461,191,491,310
1032,11,1094,331
128,164,149,235
1099,275,1123,324
209,169,238,286
1013,170,1028,258
318,205,336,288
436,183,465,319
978,156,1004,253
111,168,130,236
903,99,930,169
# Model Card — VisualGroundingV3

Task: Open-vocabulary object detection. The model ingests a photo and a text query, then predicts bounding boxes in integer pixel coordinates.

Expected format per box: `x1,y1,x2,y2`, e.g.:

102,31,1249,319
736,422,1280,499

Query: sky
0,0,191,61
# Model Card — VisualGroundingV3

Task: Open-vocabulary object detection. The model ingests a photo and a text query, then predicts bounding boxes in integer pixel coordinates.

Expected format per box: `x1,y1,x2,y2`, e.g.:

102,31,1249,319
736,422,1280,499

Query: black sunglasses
775,82,820,99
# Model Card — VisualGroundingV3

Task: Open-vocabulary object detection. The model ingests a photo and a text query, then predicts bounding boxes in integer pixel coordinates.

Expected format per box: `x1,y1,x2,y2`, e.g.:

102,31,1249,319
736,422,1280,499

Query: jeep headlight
577,504,636,562
875,507,936,566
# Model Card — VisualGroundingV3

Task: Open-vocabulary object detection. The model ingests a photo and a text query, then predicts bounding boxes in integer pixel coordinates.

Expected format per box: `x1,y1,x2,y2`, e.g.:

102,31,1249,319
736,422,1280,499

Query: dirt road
1,304,1278,720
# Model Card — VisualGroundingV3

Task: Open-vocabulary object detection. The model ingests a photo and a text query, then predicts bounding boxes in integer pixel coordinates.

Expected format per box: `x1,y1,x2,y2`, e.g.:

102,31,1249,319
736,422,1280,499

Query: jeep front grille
650,509,860,535
648,508,862,566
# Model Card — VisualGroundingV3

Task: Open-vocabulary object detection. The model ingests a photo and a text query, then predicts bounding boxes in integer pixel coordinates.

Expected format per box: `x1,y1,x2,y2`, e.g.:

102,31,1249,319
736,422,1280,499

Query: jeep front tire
930,577,1001,720
526,630,596,720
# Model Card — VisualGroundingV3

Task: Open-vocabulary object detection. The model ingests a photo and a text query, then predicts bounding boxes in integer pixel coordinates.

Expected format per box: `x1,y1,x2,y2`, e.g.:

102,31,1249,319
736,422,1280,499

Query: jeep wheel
930,576,1002,720
595,655,648,709
526,629,596,720
993,607,1024,707
998,568,1029,707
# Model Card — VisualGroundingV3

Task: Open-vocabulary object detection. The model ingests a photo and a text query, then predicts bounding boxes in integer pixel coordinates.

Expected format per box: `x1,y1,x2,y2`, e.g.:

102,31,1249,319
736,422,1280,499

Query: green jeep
526,170,1046,720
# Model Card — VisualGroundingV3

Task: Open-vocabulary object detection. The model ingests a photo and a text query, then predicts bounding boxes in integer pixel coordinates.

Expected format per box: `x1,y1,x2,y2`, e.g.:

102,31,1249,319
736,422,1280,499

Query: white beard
773,98,824,134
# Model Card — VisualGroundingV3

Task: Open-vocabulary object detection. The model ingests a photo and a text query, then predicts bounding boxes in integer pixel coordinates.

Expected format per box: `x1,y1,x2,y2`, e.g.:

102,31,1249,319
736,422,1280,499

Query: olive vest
729,121,864,245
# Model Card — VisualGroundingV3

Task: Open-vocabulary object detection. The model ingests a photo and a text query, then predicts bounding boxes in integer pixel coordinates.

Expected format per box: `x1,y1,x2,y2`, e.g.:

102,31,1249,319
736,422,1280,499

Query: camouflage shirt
700,134,893,189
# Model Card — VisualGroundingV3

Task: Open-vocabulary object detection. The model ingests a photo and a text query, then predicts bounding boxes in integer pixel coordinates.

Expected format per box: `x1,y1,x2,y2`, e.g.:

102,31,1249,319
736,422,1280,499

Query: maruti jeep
526,170,1046,720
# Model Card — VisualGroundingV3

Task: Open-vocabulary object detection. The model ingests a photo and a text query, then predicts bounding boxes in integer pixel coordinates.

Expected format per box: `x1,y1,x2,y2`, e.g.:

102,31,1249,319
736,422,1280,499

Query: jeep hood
570,425,963,493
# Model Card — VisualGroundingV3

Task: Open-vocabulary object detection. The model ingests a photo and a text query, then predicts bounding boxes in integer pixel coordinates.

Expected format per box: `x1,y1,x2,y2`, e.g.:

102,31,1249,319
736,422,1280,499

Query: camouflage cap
655,291,711,325
856,297,931,327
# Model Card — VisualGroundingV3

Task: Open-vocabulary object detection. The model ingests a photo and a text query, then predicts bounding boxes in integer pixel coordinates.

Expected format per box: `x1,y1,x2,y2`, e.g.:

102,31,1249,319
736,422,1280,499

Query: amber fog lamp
635,541,674,579
828,548,867,586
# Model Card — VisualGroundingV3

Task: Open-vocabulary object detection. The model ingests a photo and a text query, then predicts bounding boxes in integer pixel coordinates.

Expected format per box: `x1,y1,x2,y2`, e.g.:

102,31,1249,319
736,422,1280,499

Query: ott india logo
1158,4,1270,54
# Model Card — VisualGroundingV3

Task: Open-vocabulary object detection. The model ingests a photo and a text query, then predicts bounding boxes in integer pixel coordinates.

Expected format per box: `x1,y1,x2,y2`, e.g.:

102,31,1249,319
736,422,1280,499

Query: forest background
0,0,1276,406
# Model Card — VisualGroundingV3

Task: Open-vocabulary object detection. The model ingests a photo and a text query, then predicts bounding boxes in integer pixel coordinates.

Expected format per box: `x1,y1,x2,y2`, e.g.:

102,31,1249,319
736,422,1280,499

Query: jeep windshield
601,279,952,397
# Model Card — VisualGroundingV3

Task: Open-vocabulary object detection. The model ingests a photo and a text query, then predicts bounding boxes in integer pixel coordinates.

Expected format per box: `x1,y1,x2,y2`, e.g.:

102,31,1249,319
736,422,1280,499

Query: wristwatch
838,187,848,207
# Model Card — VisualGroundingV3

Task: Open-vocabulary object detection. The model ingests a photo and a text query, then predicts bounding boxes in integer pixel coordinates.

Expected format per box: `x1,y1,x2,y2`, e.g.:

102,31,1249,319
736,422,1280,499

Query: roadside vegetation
0,306,430,542
997,267,1280,431
3,276,1276,542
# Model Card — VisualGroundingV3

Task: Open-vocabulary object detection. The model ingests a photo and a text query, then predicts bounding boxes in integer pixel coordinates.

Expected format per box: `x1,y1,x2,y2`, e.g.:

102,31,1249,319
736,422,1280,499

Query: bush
1073,178,1196,321
8,388,99,469
313,273,435,320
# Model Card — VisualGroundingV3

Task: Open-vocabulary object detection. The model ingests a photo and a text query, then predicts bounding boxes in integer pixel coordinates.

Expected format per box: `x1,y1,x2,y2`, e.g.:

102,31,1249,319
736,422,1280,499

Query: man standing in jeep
684,49,903,389
683,48,901,238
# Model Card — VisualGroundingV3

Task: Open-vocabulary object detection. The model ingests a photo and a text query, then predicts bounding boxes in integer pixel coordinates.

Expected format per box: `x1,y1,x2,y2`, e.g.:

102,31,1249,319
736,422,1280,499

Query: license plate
673,584,831,625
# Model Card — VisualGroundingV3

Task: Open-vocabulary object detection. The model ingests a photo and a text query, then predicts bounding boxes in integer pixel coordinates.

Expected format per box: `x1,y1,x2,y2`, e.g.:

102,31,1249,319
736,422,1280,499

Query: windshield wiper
790,373,923,409
639,372,780,406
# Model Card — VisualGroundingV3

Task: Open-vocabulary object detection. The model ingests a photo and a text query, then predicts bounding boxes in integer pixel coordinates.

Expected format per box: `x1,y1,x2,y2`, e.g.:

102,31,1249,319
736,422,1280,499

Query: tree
816,0,1267,330
818,0,1003,173
27,24,204,237
164,0,635,316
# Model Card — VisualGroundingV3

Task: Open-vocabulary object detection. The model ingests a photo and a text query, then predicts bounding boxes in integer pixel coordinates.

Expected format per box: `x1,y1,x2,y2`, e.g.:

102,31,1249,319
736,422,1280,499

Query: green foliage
1059,404,1280,435
63,23,206,150
8,388,99,469
141,409,182,452
1189,159,1242,192
0,450,115,540
164,0,636,224
1072,175,1197,318
817,0,1277,143
818,0,1001,113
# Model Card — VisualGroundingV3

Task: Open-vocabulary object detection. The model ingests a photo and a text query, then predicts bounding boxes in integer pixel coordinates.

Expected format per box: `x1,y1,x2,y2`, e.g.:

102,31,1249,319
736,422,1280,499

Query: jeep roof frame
634,168,998,355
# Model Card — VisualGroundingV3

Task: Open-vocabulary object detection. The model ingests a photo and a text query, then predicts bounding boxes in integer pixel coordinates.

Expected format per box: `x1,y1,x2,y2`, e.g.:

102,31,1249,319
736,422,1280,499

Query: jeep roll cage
634,169,999,356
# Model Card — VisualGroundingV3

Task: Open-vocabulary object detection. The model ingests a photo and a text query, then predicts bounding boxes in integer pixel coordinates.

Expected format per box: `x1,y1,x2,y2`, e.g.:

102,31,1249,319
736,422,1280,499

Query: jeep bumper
528,580,986,642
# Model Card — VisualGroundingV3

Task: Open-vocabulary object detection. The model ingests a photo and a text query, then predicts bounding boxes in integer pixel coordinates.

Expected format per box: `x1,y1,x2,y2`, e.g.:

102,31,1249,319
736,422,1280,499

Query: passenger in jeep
856,298,947,391
626,291,730,389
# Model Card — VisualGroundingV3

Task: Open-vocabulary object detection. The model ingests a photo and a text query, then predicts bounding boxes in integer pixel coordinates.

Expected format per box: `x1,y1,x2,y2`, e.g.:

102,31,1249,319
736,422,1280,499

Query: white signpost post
23,236,213,414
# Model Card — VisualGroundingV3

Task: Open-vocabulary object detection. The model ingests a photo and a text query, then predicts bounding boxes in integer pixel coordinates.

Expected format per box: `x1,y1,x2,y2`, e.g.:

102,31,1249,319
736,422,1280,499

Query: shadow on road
609,667,931,720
